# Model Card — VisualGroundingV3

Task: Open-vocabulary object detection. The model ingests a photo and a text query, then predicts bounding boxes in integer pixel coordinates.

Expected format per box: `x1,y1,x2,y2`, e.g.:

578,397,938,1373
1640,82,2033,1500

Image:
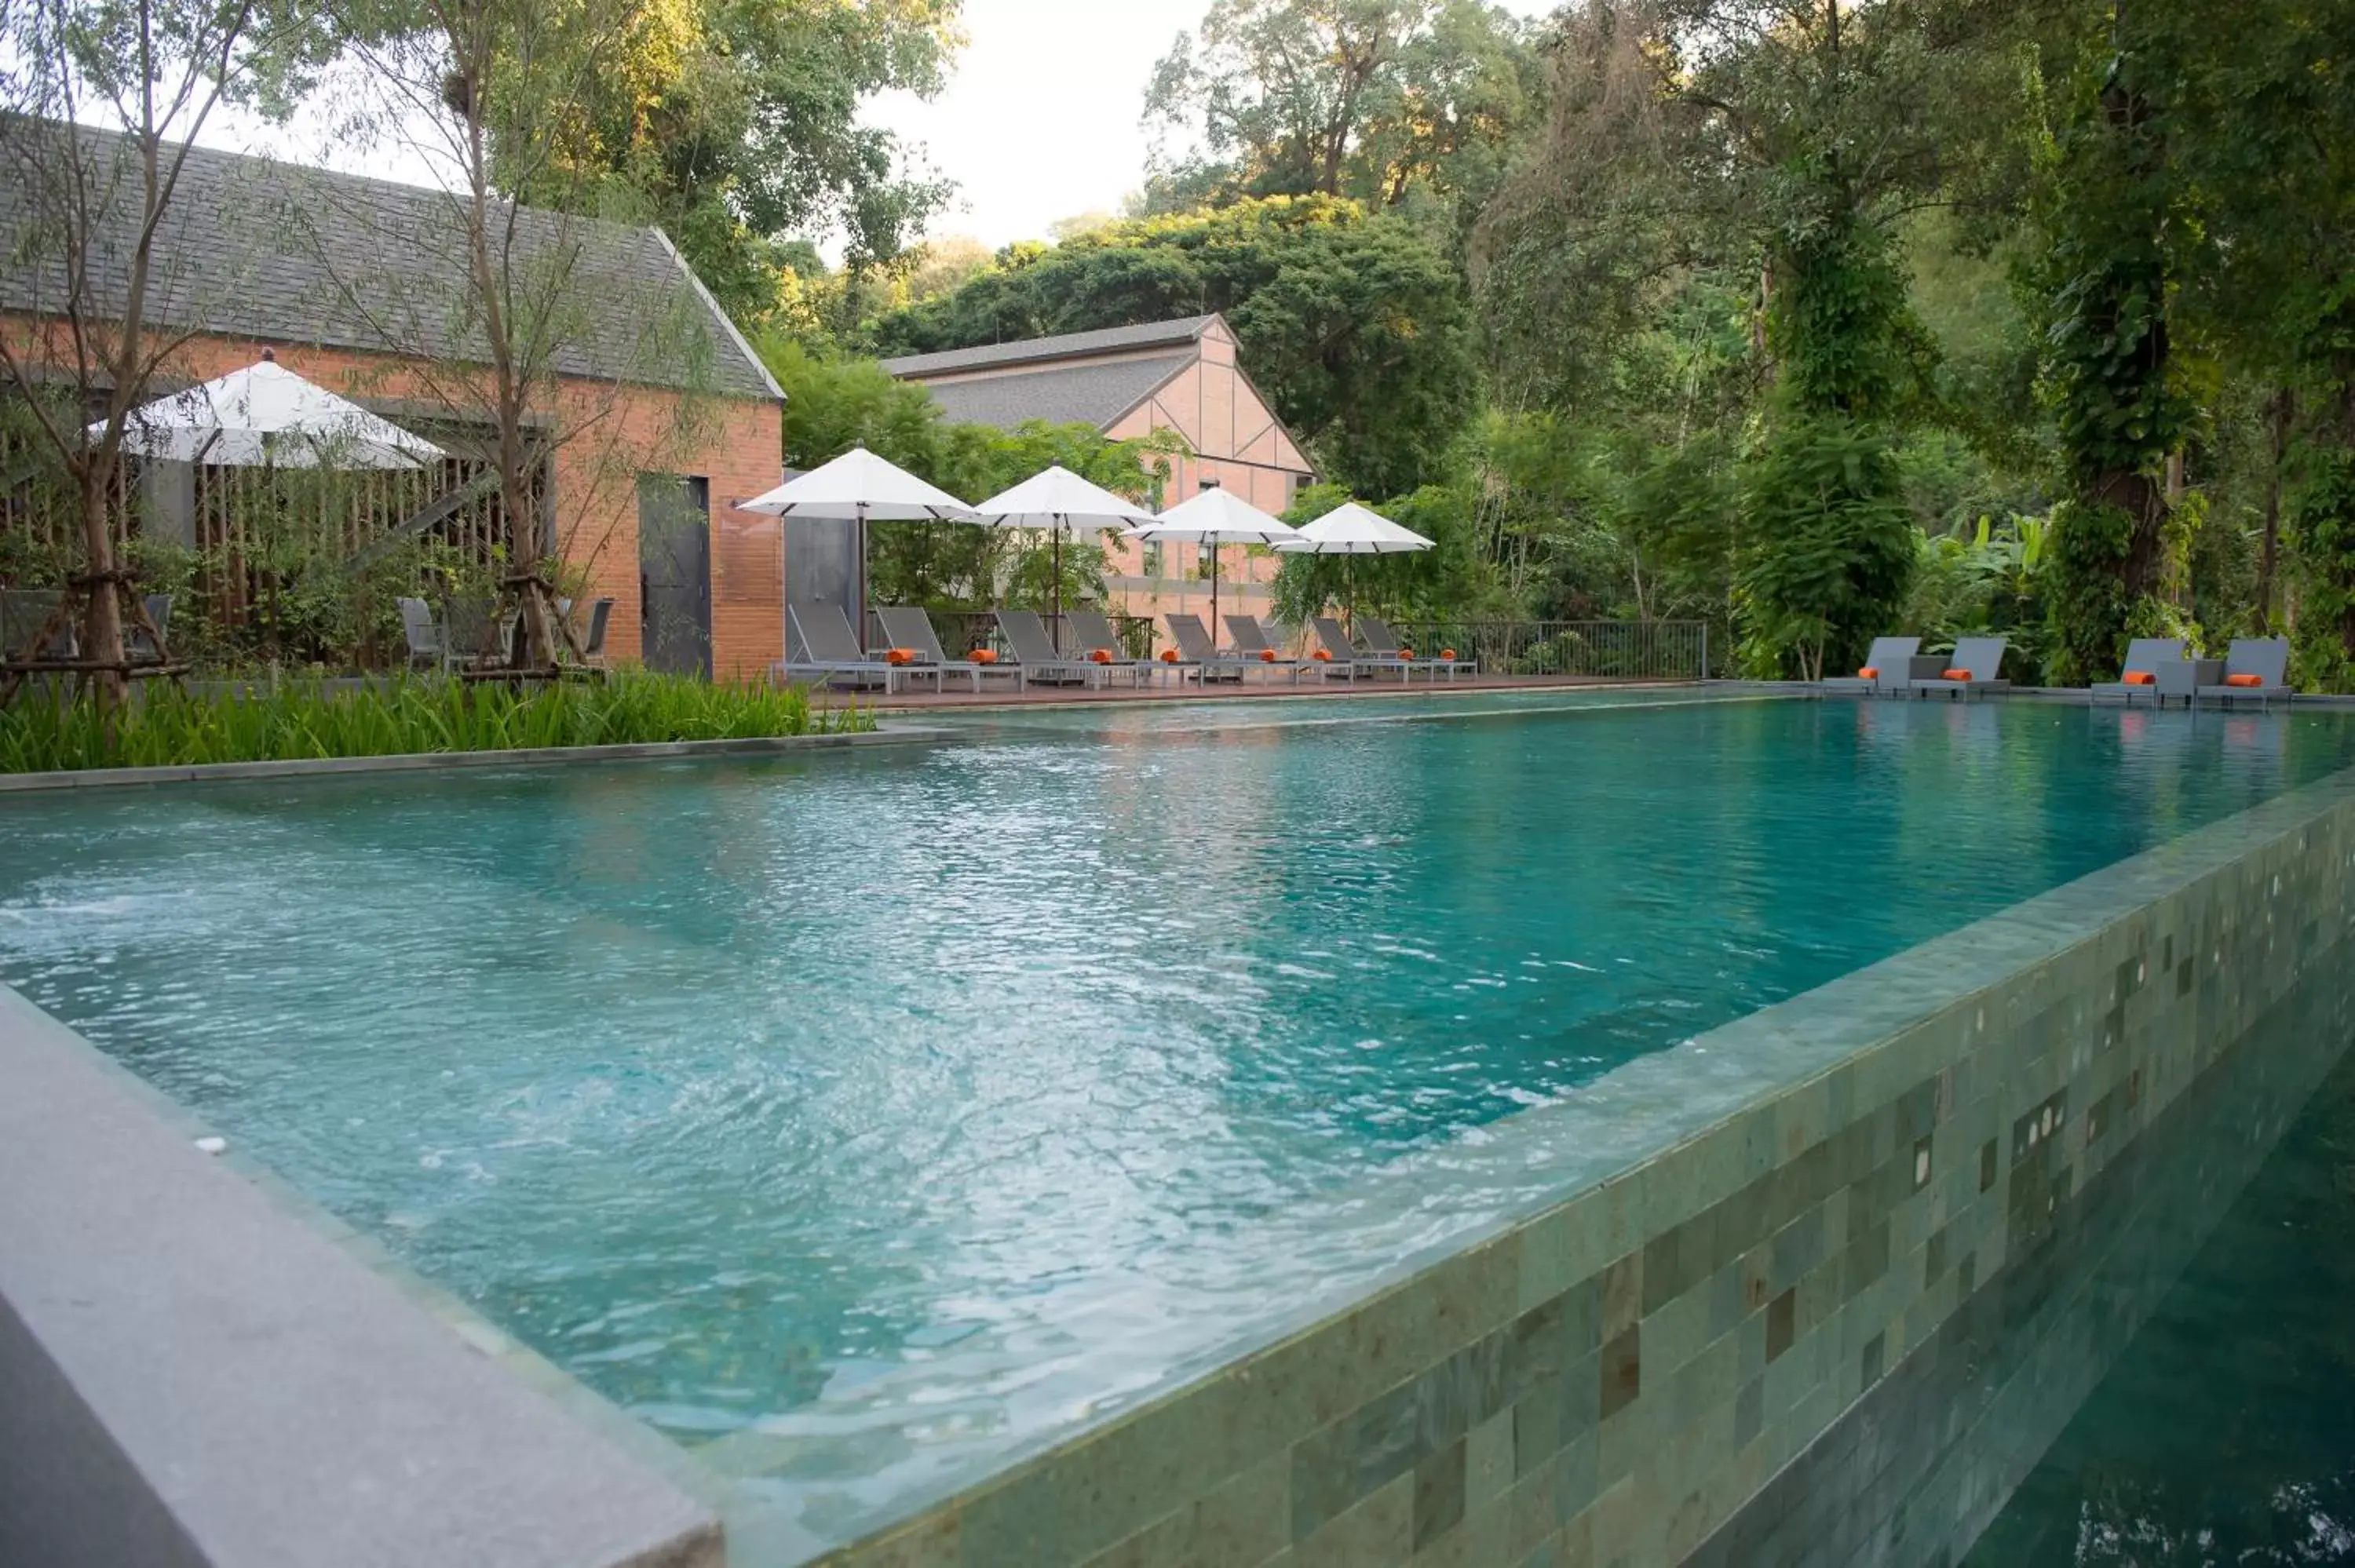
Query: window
1141,541,1164,578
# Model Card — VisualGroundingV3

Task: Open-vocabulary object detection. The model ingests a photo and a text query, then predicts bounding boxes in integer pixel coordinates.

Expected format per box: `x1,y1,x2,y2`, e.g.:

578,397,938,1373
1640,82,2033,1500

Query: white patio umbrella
973,465,1159,651
1128,486,1301,644
739,447,978,647
96,351,444,469
1275,501,1435,625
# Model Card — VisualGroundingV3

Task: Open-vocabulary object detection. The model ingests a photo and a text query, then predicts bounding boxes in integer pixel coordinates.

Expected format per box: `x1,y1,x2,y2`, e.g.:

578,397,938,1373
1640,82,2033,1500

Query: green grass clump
0,673,874,774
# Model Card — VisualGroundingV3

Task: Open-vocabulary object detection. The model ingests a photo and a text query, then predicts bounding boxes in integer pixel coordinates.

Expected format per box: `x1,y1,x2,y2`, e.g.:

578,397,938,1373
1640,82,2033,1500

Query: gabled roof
916,353,1193,431
0,122,780,402
878,315,1220,380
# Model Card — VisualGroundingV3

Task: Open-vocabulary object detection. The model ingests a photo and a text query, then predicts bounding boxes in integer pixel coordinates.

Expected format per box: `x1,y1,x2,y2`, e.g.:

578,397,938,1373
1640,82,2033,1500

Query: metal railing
1386,620,1710,681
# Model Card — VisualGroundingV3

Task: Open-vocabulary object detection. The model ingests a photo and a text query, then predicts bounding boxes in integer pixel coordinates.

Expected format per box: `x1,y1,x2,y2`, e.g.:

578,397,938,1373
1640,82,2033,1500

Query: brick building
883,315,1316,642
0,128,787,680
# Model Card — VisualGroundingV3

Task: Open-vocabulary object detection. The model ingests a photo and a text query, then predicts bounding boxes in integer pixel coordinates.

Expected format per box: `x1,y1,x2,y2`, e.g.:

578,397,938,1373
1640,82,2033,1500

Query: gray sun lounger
995,609,1102,687
1823,636,1927,698
1063,609,1159,687
1224,614,1308,682
1167,612,1245,684
873,606,1004,692
1312,616,1410,680
1910,636,2011,701
2195,636,2292,711
1358,614,1473,680
779,601,920,694
2090,638,2186,707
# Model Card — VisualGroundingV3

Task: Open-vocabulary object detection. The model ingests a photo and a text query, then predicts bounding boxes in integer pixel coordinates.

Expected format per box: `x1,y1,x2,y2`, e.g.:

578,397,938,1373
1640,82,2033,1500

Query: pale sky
192,0,1562,258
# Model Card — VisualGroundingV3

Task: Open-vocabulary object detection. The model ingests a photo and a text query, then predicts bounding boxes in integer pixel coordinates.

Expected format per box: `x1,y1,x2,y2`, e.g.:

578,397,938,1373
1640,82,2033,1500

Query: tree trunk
78,465,127,703
2258,386,2291,626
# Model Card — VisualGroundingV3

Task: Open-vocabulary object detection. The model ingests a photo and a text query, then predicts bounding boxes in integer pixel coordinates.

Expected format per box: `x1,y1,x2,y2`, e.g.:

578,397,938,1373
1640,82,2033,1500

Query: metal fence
1387,620,1711,681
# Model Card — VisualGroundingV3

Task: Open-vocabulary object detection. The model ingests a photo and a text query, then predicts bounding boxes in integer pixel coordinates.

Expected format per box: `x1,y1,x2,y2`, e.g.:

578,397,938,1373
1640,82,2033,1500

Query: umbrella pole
1210,542,1220,647
1052,517,1063,654
856,504,868,655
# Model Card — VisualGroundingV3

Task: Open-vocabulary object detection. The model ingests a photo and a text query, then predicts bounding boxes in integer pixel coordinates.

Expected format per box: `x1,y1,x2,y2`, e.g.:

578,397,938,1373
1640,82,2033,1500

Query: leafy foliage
1735,417,1916,680
0,672,865,774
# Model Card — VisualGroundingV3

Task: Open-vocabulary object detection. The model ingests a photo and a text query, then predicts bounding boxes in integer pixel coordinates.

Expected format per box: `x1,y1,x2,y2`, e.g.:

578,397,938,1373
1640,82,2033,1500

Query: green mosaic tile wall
807,774,2355,1568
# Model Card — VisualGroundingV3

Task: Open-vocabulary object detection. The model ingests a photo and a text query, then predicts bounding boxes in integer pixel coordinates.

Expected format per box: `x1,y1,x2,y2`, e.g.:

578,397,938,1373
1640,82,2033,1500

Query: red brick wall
4,319,785,681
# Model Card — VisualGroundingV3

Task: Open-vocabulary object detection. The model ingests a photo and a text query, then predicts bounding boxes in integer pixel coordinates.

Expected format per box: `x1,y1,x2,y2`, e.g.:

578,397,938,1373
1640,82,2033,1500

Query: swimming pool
2,691,2350,1526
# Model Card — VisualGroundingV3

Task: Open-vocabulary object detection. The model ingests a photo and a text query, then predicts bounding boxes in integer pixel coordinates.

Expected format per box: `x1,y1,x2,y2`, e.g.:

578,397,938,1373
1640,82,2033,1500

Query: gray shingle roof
913,354,1192,432
0,122,778,401
879,315,1217,379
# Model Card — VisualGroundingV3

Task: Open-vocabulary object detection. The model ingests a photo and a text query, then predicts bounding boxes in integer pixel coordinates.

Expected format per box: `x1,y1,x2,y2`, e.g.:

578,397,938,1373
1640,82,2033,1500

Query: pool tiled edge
806,768,2355,1568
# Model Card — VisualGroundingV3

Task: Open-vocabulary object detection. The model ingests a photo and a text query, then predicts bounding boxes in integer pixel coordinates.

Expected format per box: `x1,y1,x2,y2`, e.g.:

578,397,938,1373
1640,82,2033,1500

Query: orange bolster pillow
1311,648,1332,662
970,647,998,665
1857,666,1879,680
1159,647,1180,662
1089,647,1114,663
2121,670,2154,686
1943,669,1973,680
1441,648,1457,661
1399,647,1415,658
885,647,917,665
1260,648,1278,662
2225,672,2265,687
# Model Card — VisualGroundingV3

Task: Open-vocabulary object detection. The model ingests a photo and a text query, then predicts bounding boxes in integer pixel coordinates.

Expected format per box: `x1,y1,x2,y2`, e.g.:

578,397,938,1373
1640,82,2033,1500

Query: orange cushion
1311,648,1332,662
2121,670,2153,685
1089,647,1114,662
1399,647,1415,658
885,647,917,665
2225,672,2265,687
1159,647,1180,662
970,648,998,665
1943,669,1973,681
1857,666,1879,680
1440,648,1457,661
1260,649,1278,662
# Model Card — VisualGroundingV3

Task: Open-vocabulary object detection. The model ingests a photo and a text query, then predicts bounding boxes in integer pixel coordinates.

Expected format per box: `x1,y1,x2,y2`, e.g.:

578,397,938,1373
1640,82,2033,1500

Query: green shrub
1736,418,1918,680
0,673,873,774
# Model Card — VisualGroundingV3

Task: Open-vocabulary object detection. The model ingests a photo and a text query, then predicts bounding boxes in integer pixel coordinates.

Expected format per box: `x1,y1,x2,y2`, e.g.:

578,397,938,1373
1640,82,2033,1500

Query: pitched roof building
1,125,786,680
885,315,1315,642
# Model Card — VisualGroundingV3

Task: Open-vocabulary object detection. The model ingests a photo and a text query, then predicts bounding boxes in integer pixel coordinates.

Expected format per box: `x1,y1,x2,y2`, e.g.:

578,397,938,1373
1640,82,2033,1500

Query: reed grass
0,673,873,774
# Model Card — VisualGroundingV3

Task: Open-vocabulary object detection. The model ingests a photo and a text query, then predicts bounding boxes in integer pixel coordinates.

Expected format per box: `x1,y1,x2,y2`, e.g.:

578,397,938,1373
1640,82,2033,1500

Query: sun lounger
1823,636,1927,698
873,606,1007,692
779,601,916,693
1225,614,1309,682
1167,612,1245,683
2194,637,2291,711
1311,616,1410,680
1358,614,1473,680
1910,636,2011,701
1063,609,1159,688
2090,638,2186,707
995,609,1101,687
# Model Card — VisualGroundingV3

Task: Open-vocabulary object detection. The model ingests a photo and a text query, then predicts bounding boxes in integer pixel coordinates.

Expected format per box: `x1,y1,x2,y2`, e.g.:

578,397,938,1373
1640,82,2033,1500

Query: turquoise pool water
2,692,2352,1483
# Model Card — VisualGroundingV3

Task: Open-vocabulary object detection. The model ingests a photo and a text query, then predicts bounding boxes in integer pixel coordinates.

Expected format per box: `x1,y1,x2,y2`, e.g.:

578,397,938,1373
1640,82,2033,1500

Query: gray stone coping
0,985,724,1568
0,724,951,793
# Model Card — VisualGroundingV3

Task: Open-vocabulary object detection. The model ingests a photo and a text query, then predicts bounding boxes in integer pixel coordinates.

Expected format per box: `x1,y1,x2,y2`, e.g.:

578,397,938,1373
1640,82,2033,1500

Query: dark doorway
639,475,711,678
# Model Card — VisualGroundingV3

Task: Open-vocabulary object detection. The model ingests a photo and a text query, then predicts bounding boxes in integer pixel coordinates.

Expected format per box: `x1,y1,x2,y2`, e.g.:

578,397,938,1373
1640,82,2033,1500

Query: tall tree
534,0,962,325
1141,0,1541,228
2028,2,2197,683
0,0,329,698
